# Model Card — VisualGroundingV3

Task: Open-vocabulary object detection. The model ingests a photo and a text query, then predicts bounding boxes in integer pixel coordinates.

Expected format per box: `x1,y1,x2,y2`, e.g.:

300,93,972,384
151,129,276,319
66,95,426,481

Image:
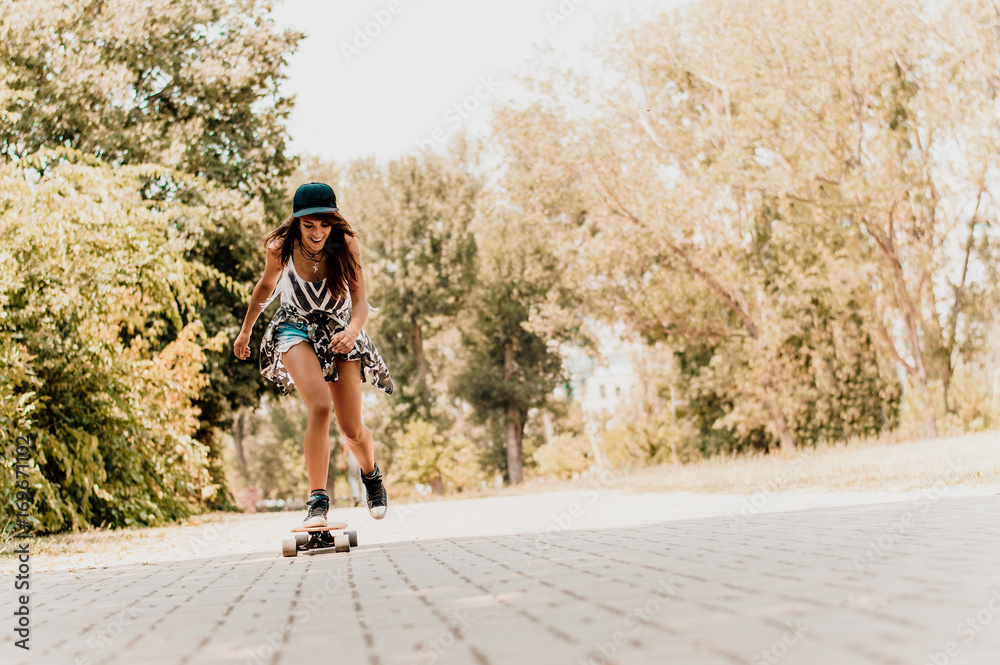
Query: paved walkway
4,491,1000,665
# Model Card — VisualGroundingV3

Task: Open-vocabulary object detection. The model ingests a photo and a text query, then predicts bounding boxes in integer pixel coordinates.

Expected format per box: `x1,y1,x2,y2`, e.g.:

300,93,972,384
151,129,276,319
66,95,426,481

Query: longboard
282,522,358,557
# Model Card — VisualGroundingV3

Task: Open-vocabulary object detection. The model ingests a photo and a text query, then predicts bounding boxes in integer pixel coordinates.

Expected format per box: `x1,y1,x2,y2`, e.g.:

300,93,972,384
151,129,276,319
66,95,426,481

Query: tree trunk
505,407,523,485
430,474,445,495
913,373,939,441
412,316,429,414
232,410,247,478
762,375,796,455
894,281,938,440
455,398,466,435
874,213,939,440
943,198,982,414
326,445,338,497
503,341,523,484
669,383,679,465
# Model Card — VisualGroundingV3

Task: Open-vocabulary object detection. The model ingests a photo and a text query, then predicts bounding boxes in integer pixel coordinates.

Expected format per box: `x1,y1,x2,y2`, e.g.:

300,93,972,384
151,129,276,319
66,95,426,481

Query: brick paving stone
3,494,1000,665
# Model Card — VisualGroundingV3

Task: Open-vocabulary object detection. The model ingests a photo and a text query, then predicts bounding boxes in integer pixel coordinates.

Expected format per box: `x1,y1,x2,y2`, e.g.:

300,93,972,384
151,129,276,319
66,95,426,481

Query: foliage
438,433,486,493
392,420,484,493
0,0,305,509
488,0,1000,456
0,0,301,219
0,148,230,532
452,194,567,483
532,432,593,479
938,363,1000,435
0,331,37,532
387,420,443,487
236,396,312,501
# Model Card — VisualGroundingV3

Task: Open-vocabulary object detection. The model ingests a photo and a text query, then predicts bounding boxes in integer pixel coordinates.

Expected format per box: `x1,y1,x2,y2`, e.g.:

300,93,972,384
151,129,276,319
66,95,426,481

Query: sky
269,0,687,166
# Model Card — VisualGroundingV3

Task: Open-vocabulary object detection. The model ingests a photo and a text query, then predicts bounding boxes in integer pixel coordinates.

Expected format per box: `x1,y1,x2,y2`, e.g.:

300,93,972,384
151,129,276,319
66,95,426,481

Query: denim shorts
274,321,310,353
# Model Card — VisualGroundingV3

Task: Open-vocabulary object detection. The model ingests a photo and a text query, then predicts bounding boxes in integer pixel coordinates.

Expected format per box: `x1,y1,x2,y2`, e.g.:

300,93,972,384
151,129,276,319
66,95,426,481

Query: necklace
300,241,324,274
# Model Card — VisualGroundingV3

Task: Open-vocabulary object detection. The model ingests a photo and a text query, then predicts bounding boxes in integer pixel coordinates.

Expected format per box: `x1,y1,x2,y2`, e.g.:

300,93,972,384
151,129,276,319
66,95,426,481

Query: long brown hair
264,210,360,299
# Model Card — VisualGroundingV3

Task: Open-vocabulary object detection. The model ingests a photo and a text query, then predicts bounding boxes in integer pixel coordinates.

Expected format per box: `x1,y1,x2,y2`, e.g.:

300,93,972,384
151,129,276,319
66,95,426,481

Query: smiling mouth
310,236,323,243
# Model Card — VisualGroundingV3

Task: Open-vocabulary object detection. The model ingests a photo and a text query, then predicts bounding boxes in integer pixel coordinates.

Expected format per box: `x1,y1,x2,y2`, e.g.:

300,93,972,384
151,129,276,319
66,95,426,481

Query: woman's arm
331,235,369,354
233,241,285,359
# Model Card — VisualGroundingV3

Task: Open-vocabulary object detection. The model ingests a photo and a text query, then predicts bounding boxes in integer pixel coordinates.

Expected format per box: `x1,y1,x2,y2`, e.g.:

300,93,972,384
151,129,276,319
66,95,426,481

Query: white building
555,323,647,419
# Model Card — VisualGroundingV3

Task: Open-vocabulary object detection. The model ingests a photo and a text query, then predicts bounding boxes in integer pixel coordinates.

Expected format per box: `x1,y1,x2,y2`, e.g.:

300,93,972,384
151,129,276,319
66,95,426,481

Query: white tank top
262,259,350,315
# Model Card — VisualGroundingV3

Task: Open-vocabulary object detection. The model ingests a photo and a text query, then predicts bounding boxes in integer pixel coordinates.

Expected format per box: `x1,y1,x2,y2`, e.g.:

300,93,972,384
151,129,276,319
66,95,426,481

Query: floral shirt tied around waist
259,304,394,397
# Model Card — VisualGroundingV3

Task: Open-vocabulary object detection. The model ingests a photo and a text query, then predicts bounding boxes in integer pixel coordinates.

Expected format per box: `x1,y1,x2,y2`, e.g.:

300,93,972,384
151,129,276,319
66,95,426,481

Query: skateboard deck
282,522,357,557
290,522,348,533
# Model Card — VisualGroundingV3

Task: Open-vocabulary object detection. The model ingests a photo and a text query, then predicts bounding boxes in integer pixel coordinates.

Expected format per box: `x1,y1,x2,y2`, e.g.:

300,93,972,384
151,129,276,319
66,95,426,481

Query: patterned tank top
263,258,350,318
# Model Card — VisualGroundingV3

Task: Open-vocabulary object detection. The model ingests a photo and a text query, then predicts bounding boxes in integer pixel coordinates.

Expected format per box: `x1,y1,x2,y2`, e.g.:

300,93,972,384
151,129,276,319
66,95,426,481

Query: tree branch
590,165,760,338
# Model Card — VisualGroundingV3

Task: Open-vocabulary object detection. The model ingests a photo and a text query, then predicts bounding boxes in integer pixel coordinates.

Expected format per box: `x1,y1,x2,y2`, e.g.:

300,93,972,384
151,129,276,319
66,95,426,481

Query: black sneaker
360,463,388,520
303,490,329,527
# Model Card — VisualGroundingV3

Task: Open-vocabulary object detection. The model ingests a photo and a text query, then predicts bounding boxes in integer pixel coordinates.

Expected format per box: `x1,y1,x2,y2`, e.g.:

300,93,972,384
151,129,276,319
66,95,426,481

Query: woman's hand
234,331,252,360
331,328,359,354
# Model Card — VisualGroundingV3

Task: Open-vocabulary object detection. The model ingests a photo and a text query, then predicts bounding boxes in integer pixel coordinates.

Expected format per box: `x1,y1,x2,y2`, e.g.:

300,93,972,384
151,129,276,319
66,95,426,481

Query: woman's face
299,216,332,250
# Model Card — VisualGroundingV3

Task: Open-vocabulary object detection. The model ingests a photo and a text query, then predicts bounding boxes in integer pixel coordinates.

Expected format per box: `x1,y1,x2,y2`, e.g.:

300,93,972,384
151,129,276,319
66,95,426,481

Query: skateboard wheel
282,539,298,557
334,534,350,553
346,530,358,547
294,533,309,547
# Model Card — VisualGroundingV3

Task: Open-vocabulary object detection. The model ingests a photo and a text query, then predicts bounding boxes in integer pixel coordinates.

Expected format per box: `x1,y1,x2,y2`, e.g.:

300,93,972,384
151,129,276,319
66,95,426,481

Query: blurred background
2,0,999,533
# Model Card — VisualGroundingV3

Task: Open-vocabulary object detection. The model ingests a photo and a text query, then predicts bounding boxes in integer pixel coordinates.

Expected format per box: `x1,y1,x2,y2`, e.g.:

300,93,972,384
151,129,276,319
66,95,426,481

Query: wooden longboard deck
290,522,349,533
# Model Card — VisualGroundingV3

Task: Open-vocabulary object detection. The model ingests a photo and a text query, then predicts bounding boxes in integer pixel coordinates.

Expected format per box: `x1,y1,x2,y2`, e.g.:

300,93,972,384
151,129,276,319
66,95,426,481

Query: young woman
233,182,393,526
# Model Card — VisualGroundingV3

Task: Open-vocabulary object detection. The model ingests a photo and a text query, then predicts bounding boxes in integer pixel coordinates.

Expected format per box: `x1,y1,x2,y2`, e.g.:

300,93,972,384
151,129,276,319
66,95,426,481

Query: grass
432,430,1000,500
605,430,1000,494
521,430,1000,496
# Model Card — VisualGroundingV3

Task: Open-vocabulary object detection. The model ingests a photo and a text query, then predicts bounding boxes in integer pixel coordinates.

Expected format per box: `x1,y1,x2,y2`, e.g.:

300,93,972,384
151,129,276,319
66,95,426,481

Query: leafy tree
488,0,1000,455
0,148,242,532
0,0,300,218
0,0,304,504
659,0,1000,440
452,196,565,484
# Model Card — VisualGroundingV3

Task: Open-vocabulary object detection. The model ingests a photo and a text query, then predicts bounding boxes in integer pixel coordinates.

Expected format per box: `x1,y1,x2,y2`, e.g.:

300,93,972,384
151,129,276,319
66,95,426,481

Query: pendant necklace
301,242,324,274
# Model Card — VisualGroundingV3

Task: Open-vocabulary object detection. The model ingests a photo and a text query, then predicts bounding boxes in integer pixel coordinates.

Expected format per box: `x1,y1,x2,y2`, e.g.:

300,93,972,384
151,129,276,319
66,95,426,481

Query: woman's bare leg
329,358,386,519
327,358,376,474
280,343,333,490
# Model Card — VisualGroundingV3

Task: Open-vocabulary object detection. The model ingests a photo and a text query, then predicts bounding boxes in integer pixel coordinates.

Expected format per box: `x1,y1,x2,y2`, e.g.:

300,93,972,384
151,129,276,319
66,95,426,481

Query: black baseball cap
292,182,339,217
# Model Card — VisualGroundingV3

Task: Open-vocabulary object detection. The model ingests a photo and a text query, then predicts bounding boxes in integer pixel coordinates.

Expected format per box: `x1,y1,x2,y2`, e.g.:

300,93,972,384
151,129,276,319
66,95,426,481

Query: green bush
0,149,224,533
